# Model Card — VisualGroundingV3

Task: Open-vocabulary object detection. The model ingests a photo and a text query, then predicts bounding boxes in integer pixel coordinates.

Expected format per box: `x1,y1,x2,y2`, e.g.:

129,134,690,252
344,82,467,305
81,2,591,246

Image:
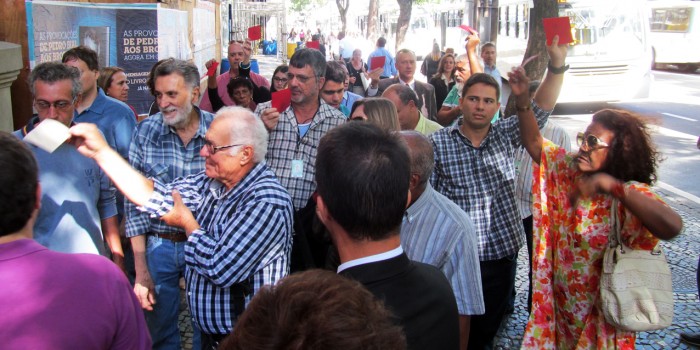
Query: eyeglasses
273,77,289,83
576,132,609,150
287,73,314,84
34,99,75,111
204,140,243,154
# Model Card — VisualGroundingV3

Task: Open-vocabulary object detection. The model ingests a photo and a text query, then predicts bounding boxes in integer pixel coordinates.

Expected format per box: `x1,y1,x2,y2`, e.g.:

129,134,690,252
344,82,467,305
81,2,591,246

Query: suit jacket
373,78,438,121
340,253,460,350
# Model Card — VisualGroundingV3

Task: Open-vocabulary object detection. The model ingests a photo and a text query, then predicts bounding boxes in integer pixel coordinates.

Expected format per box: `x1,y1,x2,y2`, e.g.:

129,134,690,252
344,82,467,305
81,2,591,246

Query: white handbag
599,199,674,331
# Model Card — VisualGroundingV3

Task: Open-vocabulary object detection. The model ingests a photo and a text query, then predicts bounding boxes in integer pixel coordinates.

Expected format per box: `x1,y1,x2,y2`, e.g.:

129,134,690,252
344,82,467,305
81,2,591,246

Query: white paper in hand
24,119,70,153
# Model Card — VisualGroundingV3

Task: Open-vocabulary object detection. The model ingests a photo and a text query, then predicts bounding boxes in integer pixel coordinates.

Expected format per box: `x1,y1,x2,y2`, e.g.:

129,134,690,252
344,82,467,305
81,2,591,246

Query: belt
153,232,188,242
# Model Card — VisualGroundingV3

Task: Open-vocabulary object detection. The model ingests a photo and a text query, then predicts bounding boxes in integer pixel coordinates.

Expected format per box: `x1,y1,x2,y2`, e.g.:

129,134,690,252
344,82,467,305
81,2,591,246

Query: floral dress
521,140,663,349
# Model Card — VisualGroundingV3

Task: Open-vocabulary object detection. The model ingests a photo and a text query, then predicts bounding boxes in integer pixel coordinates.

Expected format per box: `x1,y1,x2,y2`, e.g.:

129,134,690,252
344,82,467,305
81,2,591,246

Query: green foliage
289,0,324,12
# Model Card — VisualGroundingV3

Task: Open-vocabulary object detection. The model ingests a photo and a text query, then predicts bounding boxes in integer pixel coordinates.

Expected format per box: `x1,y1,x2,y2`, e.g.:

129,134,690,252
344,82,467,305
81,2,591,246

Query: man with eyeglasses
13,62,123,266
125,59,214,350
70,106,293,350
255,48,345,211
199,40,271,113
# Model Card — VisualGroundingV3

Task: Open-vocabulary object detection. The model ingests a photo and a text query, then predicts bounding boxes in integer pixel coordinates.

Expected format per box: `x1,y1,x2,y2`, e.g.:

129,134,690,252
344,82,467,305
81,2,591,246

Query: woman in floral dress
515,100,683,349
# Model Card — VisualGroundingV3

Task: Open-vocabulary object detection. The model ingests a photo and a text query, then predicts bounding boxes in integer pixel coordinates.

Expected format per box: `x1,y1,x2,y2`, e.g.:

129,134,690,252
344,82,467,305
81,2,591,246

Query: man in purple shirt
0,132,150,350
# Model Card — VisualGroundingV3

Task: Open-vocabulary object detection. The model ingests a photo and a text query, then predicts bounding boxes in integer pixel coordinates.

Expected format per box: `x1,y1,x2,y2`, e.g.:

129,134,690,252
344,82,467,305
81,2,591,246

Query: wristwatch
548,61,569,74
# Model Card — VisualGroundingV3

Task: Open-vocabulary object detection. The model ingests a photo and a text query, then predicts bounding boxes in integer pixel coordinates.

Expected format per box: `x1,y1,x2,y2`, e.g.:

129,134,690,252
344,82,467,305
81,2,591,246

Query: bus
496,0,652,103
649,1,700,72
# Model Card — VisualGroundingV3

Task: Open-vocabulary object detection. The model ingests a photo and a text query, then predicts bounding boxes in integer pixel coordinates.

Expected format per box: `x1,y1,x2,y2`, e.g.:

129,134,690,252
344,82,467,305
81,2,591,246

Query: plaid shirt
125,108,214,238
429,101,550,261
140,163,294,334
255,99,346,209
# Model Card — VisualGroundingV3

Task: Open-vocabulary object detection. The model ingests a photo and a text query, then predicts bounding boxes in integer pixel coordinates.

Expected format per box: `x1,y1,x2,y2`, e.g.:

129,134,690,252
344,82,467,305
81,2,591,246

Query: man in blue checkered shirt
429,39,568,349
72,107,294,350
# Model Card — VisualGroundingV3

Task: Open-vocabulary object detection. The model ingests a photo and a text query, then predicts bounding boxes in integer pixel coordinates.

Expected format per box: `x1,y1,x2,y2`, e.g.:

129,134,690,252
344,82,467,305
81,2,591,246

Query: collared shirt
367,47,397,77
483,64,503,91
125,108,214,238
429,100,550,261
342,91,362,111
14,117,117,256
337,246,403,273
140,163,293,334
254,99,346,209
401,184,484,315
414,111,443,136
514,121,571,218
199,70,270,113
74,88,136,160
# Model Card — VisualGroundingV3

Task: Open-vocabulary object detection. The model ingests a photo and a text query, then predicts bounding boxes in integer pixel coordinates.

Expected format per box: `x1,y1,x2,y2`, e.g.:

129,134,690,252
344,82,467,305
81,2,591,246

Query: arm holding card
259,108,280,131
533,35,568,111
205,59,226,111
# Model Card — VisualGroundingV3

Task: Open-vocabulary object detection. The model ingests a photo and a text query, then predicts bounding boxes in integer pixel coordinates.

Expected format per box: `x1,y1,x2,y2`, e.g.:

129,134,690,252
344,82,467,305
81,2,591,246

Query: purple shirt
0,239,151,350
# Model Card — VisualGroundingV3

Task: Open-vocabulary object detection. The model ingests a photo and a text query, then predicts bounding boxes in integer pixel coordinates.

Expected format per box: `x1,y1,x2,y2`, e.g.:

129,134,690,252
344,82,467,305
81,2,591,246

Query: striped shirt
139,163,294,334
125,108,214,238
255,99,346,209
429,100,550,261
401,185,485,315
514,121,571,219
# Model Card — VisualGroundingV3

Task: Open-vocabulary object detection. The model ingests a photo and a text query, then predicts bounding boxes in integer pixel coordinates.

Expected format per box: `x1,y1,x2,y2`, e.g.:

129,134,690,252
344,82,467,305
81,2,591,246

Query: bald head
400,130,434,189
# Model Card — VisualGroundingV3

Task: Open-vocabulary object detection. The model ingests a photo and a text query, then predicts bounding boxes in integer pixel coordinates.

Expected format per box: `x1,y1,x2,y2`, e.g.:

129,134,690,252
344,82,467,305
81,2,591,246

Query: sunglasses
576,132,609,150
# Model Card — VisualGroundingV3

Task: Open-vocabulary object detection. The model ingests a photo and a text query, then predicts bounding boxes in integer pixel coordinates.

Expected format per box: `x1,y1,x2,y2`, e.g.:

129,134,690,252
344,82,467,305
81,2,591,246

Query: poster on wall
26,1,160,114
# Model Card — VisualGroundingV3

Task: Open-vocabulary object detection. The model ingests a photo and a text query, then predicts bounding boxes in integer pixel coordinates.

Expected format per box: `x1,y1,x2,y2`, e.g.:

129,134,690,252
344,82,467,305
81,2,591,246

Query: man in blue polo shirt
62,46,136,160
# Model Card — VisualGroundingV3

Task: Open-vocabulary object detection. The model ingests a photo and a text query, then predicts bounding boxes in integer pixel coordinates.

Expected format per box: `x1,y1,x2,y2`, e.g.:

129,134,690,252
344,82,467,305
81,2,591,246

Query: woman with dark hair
270,65,289,93
518,100,683,347
99,66,138,119
428,54,456,109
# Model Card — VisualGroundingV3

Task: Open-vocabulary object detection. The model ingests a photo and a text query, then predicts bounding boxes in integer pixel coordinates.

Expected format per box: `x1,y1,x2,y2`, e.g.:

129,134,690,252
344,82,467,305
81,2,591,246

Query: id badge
291,159,304,178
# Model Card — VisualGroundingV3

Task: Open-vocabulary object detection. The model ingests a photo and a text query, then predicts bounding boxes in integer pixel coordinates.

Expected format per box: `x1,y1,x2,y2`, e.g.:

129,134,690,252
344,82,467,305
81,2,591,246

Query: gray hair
152,58,200,91
400,130,434,187
289,48,327,80
396,49,416,61
216,106,269,162
384,83,422,110
30,62,82,100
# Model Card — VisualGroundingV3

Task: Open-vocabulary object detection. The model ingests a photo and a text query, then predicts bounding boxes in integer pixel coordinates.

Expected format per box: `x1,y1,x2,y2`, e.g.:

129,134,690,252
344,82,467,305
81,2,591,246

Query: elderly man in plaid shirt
429,39,568,349
71,107,294,350
255,48,346,210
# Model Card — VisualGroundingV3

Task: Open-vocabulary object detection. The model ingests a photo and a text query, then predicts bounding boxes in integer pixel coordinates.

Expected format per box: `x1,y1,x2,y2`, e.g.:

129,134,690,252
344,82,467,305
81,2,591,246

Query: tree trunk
336,0,350,34
504,0,558,117
367,0,378,40
395,0,413,49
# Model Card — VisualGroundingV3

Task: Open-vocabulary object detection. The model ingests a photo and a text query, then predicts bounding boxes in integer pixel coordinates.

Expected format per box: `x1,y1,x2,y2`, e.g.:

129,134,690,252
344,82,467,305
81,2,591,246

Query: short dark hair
324,60,347,84
219,269,406,350
152,59,200,91
0,132,39,237
384,84,422,109
316,123,410,241
30,62,82,100
227,77,254,99
62,46,100,71
290,48,327,80
377,37,387,47
146,58,175,96
462,73,500,101
273,64,289,77
481,42,496,51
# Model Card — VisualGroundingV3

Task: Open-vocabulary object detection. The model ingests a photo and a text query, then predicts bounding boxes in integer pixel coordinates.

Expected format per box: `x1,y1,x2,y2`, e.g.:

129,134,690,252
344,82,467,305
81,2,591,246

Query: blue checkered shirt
140,163,294,334
254,99,346,209
125,108,214,238
429,101,550,261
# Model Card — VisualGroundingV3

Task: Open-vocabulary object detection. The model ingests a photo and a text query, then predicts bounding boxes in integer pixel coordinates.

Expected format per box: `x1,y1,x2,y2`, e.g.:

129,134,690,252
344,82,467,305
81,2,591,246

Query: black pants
468,253,518,350
202,332,228,350
523,215,534,313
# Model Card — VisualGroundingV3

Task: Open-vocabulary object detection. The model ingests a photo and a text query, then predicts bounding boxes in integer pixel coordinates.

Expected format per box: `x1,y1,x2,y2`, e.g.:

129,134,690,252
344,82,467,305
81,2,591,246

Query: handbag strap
608,197,662,254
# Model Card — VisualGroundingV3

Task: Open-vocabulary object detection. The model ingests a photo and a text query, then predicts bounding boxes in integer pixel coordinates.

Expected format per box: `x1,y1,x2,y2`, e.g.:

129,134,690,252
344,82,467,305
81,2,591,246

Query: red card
458,24,478,35
247,25,262,41
306,40,320,50
543,17,574,46
206,61,219,77
370,56,386,71
271,89,291,112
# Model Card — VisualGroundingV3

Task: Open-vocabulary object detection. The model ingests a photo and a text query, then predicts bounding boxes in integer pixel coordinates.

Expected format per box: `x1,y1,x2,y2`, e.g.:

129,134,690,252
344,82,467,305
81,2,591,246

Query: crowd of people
0,23,687,350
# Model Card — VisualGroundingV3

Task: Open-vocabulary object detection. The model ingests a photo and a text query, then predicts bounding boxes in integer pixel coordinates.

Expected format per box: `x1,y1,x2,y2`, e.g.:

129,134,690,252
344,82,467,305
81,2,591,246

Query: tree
366,0,379,40
503,0,558,116
395,0,413,49
336,0,350,34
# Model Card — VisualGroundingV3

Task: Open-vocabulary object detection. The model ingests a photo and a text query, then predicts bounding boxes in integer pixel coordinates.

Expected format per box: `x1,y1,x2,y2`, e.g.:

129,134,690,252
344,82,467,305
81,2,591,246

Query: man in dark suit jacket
366,49,438,121
315,122,459,350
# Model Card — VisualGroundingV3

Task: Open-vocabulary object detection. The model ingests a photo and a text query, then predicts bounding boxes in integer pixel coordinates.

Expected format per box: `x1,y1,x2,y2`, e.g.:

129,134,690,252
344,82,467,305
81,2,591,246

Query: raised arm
70,123,154,206
510,66,543,164
533,36,568,111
